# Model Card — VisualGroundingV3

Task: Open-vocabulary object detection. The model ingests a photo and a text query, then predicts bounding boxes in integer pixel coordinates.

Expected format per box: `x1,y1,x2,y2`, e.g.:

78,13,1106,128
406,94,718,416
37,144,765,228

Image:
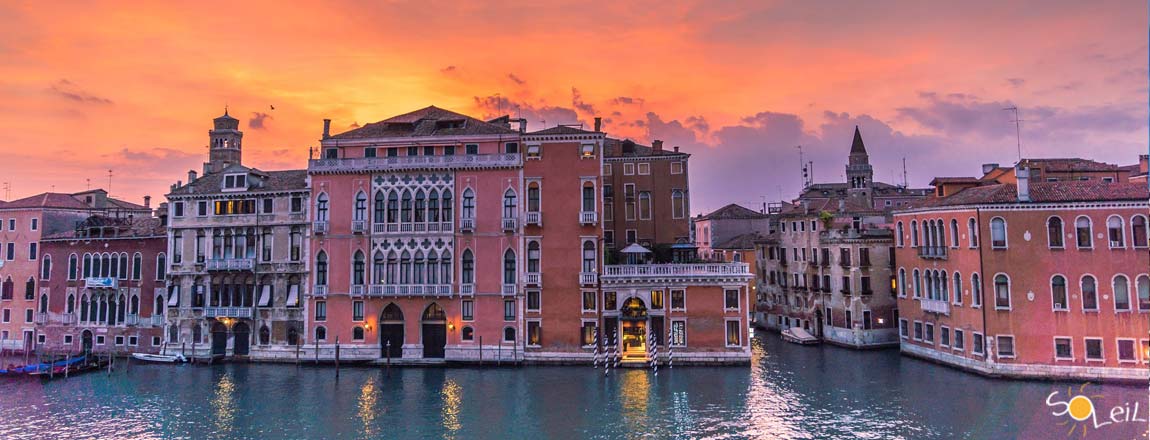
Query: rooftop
713,232,764,250
0,190,147,211
169,165,307,196
603,138,688,158
697,203,768,220
906,180,1148,208
43,215,165,240
328,106,520,140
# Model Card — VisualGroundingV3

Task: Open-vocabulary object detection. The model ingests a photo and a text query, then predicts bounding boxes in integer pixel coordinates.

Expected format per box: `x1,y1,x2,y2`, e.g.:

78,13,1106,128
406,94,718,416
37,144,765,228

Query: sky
0,1,1145,213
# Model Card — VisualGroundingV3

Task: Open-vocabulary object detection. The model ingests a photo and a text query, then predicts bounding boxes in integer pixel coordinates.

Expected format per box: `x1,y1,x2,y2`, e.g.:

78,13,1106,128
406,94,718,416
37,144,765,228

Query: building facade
602,137,691,255
895,167,1149,381
164,112,310,360
693,204,771,260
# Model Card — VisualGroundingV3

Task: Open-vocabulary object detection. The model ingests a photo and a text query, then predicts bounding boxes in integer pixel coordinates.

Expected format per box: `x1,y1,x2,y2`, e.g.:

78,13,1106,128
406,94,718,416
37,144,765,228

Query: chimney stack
323,119,332,140
1015,165,1030,202
1139,154,1148,174
981,163,999,175
188,170,197,183
518,118,527,134
143,196,151,209
652,140,663,151
674,146,680,153
594,117,602,132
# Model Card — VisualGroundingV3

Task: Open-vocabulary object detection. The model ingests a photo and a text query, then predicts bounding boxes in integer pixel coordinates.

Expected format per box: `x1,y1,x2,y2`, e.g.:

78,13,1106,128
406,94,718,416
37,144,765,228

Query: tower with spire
204,108,243,175
845,126,874,205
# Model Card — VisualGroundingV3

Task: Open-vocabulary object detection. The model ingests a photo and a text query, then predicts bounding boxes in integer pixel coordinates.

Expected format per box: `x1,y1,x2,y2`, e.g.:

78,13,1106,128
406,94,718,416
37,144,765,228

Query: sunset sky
0,1,1145,213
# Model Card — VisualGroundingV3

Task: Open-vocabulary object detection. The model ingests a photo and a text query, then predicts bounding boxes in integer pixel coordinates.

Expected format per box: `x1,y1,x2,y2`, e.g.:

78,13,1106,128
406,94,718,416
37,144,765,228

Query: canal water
0,333,1145,439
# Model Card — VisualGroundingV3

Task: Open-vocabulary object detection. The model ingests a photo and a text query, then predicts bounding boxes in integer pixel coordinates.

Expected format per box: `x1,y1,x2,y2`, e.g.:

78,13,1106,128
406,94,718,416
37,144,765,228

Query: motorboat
131,352,188,363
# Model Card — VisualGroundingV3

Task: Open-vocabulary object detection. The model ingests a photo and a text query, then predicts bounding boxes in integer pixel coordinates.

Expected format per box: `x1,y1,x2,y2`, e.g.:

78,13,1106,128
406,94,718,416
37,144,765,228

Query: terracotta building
306,106,752,365
36,214,167,354
602,137,691,255
895,165,1149,381
0,190,150,353
693,204,771,260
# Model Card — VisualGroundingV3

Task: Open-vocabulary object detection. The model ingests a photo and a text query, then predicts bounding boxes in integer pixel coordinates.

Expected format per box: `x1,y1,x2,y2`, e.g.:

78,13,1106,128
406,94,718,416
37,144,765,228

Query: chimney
1015,165,1030,202
594,117,602,132
322,119,332,140
143,196,151,209
652,140,663,151
674,146,680,153
518,118,527,134
188,170,197,183
981,163,999,175
1140,154,1148,174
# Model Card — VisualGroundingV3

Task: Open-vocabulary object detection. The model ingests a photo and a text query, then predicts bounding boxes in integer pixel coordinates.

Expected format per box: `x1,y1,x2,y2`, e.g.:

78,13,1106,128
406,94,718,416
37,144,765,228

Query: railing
368,284,385,297
309,153,522,173
205,258,255,271
350,285,365,297
580,272,598,286
313,285,328,297
60,313,75,325
460,284,474,296
33,313,47,324
921,298,950,315
524,272,541,286
841,288,852,296
502,217,517,231
151,315,165,326
501,284,517,296
601,263,750,278
917,246,948,260
860,289,873,296
126,314,139,326
859,259,871,268
380,285,452,297
314,221,329,234
352,220,366,234
525,212,542,226
373,223,387,234
580,211,597,225
460,218,475,232
85,277,118,289
204,307,253,318
840,259,852,268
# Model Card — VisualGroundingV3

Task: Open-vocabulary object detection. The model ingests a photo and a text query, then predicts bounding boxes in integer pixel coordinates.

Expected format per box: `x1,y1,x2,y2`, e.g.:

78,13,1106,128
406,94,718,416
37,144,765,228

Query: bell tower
204,108,243,174
845,126,873,206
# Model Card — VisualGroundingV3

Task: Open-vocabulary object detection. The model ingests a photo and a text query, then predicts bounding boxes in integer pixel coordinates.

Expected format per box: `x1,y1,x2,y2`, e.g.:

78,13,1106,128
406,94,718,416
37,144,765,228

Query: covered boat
781,327,820,345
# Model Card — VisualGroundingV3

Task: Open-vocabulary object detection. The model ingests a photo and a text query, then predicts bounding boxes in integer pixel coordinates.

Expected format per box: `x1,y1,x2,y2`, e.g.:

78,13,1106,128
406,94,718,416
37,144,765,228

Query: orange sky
0,1,1145,212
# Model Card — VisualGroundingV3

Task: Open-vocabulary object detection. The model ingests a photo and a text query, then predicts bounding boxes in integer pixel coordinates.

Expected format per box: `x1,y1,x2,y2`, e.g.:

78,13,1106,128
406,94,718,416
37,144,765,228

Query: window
527,321,541,346
623,163,635,175
670,161,683,174
994,274,1010,309
580,322,596,346
581,184,595,213
197,201,208,217
990,217,1007,248
670,320,686,346
503,249,516,285
671,290,685,310
899,319,908,339
581,241,596,273
650,290,664,309
954,329,965,351
1085,338,1103,361
1114,275,1131,311
527,290,540,311
1132,215,1148,248
504,142,519,154
973,333,985,355
315,326,327,341
461,249,474,284
156,253,166,280
527,183,541,213
173,202,184,217
913,321,923,340
461,299,474,321
503,327,516,342
352,301,364,322
637,163,650,175
724,289,739,309
949,219,959,247
1075,216,1092,249
290,196,303,213
28,243,37,260
912,269,921,299
968,218,978,247
911,221,919,247
30,218,38,231
461,326,473,341
896,222,904,247
40,255,51,280
952,272,962,305
725,320,741,347
1051,275,1068,311
971,273,982,307
997,335,1015,358
940,326,950,347
465,144,478,155
1081,275,1098,311
924,323,934,344
1137,275,1150,311
314,301,327,321
1117,339,1136,362
582,291,596,311
315,252,328,286
1107,216,1125,248
1047,217,1064,248
603,291,617,310
897,268,907,297
504,299,515,321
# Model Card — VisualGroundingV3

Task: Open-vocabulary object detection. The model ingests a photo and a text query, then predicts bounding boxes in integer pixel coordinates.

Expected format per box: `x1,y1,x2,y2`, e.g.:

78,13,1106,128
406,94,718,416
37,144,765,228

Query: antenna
808,161,814,187
86,178,91,190
902,157,908,188
108,169,113,196
797,145,808,189
1004,106,1024,161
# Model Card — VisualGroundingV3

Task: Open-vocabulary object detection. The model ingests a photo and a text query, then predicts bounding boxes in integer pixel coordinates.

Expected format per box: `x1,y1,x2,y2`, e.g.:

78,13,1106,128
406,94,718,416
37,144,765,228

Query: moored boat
781,327,820,345
131,352,188,363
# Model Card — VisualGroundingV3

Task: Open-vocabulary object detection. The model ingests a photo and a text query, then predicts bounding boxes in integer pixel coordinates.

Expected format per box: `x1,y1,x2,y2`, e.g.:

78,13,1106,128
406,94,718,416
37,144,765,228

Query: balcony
151,315,165,326
840,259,852,268
524,272,541,287
501,284,517,296
860,289,873,296
60,313,75,325
580,211,597,225
85,277,118,289
525,211,542,227
602,263,749,278
921,298,950,315
368,285,385,297
309,153,522,174
502,217,517,232
370,285,452,297
352,220,366,234
917,246,948,260
460,284,474,297
460,218,475,233
33,313,47,324
313,285,328,297
314,221,329,235
859,259,871,269
840,289,852,296
204,307,253,319
350,285,365,297
580,272,598,286
373,223,388,234
126,314,139,326
205,258,255,271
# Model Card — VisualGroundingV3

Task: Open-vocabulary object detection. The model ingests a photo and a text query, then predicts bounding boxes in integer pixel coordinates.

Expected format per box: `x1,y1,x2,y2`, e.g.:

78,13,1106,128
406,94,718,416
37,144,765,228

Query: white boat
131,352,188,363
781,327,820,345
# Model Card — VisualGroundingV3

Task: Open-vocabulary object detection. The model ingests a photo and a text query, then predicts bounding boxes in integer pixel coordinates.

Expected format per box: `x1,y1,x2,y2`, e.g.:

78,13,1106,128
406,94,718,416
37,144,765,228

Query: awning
167,286,180,306
620,243,652,254
257,285,272,307
286,285,299,307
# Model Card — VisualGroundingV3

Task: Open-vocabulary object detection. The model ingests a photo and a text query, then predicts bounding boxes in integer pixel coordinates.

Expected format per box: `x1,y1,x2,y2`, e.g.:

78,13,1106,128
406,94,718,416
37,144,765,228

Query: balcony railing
309,153,522,173
580,272,598,286
314,221,329,235
921,298,950,315
350,285,365,297
524,272,541,286
859,259,871,268
373,223,387,234
460,218,475,233
313,285,328,297
368,284,385,297
601,263,750,278
33,313,47,324
502,217,517,232
525,212,542,226
917,246,948,260
371,285,452,297
352,220,366,234
841,288,852,296
151,315,165,326
460,284,474,296
501,284,517,296
779,259,788,267
204,307,253,318
85,277,118,289
205,258,255,271
840,259,852,268
126,314,139,326
860,289,873,296
580,211,597,225
60,313,75,325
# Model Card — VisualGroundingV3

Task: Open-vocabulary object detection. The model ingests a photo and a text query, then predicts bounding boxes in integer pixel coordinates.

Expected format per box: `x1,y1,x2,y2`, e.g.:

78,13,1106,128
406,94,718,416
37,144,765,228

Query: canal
0,333,1145,439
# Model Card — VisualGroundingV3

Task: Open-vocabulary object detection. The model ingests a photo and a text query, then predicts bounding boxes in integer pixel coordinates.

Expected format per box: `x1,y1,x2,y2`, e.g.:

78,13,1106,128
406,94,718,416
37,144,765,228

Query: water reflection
440,378,462,438
211,372,236,436
619,370,651,437
357,376,379,438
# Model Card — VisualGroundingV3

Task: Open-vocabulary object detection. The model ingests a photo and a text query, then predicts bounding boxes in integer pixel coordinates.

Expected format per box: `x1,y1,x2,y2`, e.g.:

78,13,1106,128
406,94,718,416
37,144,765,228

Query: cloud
1005,78,1025,88
47,79,113,105
249,112,273,129
571,87,595,115
440,65,457,74
611,96,644,106
507,73,525,85
473,94,579,130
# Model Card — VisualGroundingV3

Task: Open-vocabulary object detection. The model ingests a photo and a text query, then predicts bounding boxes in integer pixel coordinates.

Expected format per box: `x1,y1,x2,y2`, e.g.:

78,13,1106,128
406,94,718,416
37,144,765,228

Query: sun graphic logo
1044,382,1148,438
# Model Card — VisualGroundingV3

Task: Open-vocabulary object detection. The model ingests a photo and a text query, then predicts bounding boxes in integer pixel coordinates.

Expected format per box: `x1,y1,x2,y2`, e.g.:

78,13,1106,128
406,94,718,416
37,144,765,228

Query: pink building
895,166,1149,381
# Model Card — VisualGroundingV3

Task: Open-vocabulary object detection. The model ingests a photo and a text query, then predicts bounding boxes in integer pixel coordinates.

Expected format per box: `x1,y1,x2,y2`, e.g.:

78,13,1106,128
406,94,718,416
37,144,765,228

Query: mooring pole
335,336,340,378
385,340,391,377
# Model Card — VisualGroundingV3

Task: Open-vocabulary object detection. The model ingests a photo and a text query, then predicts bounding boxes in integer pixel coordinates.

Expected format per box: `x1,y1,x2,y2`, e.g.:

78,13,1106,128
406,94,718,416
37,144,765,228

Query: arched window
414,190,426,223
441,190,453,221
1080,275,1097,310
582,240,596,273
427,252,439,285
912,269,921,298
400,251,412,284
671,190,685,219
25,277,35,301
372,251,385,285
80,294,89,323
83,253,92,278
968,218,978,247
638,192,652,220
387,191,399,224
1047,216,1064,248
582,182,595,213
353,326,365,341
130,294,139,315
354,191,367,222
38,293,48,313
66,294,75,314
118,253,128,279
398,190,411,223
1107,216,1125,248
386,251,398,284
1113,275,1130,311
971,273,982,307
503,249,516,285
462,188,475,219
461,249,474,284
132,252,142,280
40,255,51,280
374,191,386,225
154,294,163,317
352,251,365,286
527,241,541,273
316,193,329,222
462,326,474,341
413,251,425,285
990,218,1007,248
428,190,440,223
106,253,115,278
994,274,1010,309
949,219,959,248
68,254,78,280
898,268,907,296
502,189,517,219
259,325,270,345
910,221,919,247
503,327,516,342
156,253,166,280
896,222,905,247
315,251,328,286
1075,216,1093,249
1051,275,1068,310
1137,275,1150,311
527,182,541,213
440,250,452,285
952,272,962,305
1132,215,1148,248
315,326,327,341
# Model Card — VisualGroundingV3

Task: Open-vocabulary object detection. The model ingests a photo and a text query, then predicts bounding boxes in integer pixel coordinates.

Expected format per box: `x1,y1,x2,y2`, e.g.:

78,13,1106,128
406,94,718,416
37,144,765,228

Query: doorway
379,303,404,359
210,321,228,356
421,303,446,359
232,322,250,355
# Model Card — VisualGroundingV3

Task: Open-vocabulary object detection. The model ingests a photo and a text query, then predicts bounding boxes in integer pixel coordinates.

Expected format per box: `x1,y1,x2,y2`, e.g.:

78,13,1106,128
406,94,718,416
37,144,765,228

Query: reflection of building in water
212,373,237,435
358,376,378,437
440,379,462,435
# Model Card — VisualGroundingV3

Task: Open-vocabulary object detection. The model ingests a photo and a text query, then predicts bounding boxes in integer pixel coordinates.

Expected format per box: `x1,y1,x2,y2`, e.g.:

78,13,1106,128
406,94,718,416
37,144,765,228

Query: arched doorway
379,303,404,358
421,303,446,359
233,322,251,355
210,321,228,356
620,297,648,357
81,330,93,354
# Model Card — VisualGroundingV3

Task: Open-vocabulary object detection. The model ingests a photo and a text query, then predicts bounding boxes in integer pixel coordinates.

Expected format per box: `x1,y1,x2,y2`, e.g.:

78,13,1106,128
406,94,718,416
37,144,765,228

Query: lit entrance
379,303,404,359
619,298,648,360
